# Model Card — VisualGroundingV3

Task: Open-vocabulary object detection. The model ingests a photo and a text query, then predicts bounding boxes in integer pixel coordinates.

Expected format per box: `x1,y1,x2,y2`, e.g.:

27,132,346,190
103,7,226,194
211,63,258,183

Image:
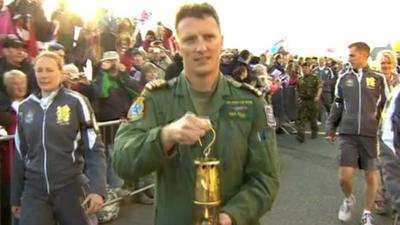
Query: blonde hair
377,50,398,72
3,70,27,88
34,51,65,71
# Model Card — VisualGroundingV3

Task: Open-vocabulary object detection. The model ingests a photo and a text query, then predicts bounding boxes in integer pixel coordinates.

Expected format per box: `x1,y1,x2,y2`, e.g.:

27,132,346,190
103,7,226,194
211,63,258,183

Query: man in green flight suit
112,3,280,225
296,62,322,143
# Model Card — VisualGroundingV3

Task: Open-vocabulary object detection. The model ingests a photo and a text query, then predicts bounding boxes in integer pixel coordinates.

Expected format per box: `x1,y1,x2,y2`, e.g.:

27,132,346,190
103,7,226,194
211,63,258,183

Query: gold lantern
193,128,220,225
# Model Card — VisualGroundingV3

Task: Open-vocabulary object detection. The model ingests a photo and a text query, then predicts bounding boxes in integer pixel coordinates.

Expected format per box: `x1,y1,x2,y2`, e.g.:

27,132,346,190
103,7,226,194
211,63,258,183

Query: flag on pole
138,10,152,25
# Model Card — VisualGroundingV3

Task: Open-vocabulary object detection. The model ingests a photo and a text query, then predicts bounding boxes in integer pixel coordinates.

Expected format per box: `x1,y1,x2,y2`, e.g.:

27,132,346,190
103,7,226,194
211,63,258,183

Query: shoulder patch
127,96,145,121
240,83,263,97
144,79,168,91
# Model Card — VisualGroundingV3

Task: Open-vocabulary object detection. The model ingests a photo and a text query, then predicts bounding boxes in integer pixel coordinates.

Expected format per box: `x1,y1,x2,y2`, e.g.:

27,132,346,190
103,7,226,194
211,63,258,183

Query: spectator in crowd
147,45,172,80
51,0,83,60
269,53,285,74
131,19,143,49
296,62,322,142
142,30,156,52
313,57,335,124
63,63,96,102
8,0,58,43
326,42,388,225
0,0,16,58
165,53,183,80
232,65,248,83
219,50,235,76
378,85,400,225
98,9,118,52
113,3,279,225
373,49,399,216
127,48,146,81
92,51,138,196
155,22,174,53
0,37,36,95
135,62,159,93
234,49,251,81
48,42,66,60
93,51,138,122
252,64,273,93
11,51,106,225
377,50,399,91
116,18,135,57
0,69,27,225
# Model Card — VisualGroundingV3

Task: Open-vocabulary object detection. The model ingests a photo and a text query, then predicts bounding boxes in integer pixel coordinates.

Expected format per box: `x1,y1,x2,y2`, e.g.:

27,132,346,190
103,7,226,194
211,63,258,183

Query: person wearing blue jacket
11,51,106,225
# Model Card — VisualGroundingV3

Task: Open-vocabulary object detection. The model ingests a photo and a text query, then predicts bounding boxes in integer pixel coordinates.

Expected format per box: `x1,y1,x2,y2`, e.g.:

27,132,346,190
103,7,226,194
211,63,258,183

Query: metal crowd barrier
0,119,154,210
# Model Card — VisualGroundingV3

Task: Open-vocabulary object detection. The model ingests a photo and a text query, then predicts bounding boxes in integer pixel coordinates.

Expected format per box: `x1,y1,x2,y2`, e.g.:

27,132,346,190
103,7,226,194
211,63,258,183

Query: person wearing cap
0,37,37,96
113,3,279,225
295,62,322,143
63,64,95,102
48,42,66,60
92,51,139,196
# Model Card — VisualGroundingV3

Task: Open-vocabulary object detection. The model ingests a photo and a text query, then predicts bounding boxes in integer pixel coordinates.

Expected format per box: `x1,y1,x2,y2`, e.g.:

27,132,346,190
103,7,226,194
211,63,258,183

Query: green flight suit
113,74,280,225
296,74,321,140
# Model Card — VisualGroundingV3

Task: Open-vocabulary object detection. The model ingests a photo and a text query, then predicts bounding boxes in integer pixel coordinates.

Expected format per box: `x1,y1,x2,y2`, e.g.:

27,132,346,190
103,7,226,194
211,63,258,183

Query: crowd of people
0,1,400,225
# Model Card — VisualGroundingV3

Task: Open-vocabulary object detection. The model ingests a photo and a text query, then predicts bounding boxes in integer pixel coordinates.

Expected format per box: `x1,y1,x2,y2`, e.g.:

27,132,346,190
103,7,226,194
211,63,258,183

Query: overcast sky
7,0,400,58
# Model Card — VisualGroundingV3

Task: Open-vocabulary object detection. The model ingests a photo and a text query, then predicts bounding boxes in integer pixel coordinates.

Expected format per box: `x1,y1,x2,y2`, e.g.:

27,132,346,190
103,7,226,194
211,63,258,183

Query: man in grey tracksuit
379,86,400,225
11,87,106,225
326,42,388,225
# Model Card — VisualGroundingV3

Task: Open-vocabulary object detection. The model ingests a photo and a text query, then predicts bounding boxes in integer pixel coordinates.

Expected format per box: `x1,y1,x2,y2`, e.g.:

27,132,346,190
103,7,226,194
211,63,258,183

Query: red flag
139,10,152,25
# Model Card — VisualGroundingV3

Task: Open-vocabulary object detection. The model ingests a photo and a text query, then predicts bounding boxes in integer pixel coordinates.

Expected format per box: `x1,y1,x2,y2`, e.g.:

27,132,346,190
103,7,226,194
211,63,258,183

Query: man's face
176,16,223,77
302,66,311,75
4,47,26,65
349,47,368,69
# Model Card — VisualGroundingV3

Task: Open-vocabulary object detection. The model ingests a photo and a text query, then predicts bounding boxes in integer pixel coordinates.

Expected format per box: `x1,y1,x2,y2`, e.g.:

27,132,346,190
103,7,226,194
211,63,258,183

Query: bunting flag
326,48,335,53
268,37,287,55
138,10,152,25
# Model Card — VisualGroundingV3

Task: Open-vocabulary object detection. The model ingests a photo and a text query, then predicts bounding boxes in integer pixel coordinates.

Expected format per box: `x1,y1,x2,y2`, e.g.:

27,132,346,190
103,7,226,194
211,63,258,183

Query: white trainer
338,196,355,222
360,212,375,225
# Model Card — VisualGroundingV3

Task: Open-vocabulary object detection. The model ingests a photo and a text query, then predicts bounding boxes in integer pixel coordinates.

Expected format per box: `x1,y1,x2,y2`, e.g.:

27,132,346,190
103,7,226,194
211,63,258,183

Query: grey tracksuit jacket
11,87,106,206
326,67,388,137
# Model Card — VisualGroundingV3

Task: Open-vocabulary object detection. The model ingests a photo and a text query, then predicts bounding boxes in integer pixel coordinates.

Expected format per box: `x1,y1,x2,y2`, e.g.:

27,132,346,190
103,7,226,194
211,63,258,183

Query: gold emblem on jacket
366,77,376,89
57,105,71,125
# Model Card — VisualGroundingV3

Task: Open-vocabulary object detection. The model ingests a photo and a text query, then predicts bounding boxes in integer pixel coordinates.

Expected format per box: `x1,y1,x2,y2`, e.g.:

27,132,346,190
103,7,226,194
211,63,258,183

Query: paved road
107,134,393,225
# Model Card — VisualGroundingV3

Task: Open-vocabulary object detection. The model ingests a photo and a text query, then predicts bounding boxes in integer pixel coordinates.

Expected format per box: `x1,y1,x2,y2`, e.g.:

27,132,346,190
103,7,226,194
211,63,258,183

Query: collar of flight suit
174,72,232,118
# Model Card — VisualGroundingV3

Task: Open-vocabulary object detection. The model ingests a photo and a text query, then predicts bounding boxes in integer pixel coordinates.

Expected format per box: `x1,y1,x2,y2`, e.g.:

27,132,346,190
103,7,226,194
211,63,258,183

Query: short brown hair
175,3,220,31
34,51,64,70
348,42,370,56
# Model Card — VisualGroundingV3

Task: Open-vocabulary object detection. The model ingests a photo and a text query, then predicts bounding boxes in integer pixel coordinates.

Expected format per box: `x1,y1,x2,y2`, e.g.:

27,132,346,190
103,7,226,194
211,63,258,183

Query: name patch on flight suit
56,105,71,125
127,97,145,121
221,100,254,120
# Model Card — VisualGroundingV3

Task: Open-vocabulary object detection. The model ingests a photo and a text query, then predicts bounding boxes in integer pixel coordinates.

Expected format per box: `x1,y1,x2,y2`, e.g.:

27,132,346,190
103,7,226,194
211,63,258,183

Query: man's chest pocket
217,120,251,167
